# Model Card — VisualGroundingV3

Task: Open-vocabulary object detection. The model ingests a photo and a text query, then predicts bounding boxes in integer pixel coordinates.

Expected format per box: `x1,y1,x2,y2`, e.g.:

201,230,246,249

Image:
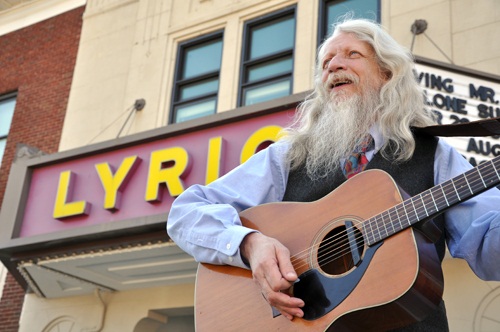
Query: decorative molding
84,0,136,17
14,143,45,162
0,0,86,36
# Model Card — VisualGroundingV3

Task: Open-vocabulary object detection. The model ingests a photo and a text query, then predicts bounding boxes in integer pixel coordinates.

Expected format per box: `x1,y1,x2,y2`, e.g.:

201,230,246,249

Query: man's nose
327,55,347,72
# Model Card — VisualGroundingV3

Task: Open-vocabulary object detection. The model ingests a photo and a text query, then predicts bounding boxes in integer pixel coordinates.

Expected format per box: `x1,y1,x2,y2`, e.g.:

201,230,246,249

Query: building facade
0,1,85,330
0,0,499,331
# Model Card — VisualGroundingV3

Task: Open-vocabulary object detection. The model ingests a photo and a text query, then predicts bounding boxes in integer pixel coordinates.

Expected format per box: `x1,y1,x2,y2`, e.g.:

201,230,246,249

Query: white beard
303,85,381,180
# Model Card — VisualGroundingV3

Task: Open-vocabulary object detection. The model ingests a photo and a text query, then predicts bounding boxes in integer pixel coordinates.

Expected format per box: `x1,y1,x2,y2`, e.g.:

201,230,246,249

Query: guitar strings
291,161,500,273
287,158,500,274
289,219,366,272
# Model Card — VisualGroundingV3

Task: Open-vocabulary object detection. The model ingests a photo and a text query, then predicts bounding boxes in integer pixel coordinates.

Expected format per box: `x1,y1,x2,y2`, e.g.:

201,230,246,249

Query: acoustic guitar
195,156,500,331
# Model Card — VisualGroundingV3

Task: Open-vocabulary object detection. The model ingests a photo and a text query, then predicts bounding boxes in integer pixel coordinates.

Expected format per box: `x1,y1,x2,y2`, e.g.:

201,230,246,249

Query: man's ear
381,68,392,80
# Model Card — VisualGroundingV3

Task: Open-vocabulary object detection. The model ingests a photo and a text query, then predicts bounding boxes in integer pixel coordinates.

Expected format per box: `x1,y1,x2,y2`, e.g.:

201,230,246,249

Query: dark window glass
171,33,223,123
319,0,380,43
239,8,296,106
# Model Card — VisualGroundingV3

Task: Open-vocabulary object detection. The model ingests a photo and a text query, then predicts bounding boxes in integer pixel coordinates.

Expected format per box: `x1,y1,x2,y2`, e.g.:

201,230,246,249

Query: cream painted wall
385,0,500,73
59,0,319,151
443,258,500,332
18,283,194,332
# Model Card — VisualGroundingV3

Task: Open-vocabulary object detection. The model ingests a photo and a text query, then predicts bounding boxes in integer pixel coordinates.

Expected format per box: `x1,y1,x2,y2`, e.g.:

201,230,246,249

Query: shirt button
226,243,231,250
228,256,233,262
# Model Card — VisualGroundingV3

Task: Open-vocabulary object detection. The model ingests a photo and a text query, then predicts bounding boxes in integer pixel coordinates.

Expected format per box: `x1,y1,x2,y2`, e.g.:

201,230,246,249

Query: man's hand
240,232,305,320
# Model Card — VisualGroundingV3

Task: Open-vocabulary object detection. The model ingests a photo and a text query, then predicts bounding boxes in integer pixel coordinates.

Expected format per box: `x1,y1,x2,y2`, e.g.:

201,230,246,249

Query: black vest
283,133,449,331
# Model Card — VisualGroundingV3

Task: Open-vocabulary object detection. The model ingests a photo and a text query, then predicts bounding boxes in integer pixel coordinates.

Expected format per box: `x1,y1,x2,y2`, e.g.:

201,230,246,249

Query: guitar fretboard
363,156,500,246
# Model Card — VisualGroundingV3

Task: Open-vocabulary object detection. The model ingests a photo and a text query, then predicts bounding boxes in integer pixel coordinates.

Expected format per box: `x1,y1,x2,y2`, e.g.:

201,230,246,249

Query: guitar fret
420,193,429,217
402,201,411,226
364,156,500,247
429,188,439,212
493,159,500,180
439,183,450,207
382,210,390,237
368,215,379,243
477,167,487,188
376,212,384,238
478,160,498,187
376,214,384,240
464,173,473,194
371,216,378,242
455,175,471,200
392,207,399,234
451,179,461,201
443,179,460,205
410,197,420,222
430,186,444,212
364,218,374,243
472,169,485,191
412,195,424,221
439,186,449,208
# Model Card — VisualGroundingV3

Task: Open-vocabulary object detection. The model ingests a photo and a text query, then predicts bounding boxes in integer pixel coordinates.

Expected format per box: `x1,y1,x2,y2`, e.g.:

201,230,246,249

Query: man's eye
349,51,361,57
322,59,331,68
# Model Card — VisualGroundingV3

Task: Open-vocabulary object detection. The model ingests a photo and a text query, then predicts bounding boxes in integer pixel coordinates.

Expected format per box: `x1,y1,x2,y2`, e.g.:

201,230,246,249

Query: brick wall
0,6,84,331
0,274,25,332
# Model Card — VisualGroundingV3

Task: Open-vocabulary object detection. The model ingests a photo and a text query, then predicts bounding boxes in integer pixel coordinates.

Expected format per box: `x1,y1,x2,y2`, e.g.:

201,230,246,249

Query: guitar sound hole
317,224,364,275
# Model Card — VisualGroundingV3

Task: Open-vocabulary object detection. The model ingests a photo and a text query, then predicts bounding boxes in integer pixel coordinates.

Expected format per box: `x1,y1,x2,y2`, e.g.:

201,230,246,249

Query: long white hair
282,18,436,172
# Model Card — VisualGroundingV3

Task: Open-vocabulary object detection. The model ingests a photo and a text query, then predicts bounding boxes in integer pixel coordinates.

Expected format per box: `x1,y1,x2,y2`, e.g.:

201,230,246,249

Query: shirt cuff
222,227,258,269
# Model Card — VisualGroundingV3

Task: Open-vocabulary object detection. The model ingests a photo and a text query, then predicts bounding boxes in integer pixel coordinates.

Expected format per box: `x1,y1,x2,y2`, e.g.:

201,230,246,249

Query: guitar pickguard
294,241,383,320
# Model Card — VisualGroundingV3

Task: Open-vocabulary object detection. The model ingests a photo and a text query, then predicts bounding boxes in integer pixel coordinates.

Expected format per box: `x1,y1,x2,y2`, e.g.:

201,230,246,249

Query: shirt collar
369,123,384,154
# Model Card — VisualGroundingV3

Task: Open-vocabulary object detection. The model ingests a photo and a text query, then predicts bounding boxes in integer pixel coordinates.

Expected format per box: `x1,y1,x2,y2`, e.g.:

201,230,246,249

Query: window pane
0,97,16,136
182,40,223,80
0,138,5,167
250,16,295,60
247,57,293,82
179,78,219,101
326,0,379,35
243,79,291,106
175,99,216,123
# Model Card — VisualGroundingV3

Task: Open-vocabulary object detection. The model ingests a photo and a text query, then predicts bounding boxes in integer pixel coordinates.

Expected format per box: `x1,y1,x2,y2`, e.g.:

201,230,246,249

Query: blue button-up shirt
167,132,500,281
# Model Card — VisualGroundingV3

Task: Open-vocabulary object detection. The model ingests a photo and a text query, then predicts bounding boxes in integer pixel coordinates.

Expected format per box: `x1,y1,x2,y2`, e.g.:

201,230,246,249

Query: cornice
0,0,85,36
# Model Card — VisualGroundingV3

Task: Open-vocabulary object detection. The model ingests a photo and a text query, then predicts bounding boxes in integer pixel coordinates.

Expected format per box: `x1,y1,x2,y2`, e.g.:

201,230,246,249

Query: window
0,93,16,167
319,0,380,43
239,7,296,106
171,32,223,123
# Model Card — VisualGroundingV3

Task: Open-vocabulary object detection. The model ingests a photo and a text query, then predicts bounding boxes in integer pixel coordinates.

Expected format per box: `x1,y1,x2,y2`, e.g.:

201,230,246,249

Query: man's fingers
241,233,304,319
275,245,298,282
264,289,304,320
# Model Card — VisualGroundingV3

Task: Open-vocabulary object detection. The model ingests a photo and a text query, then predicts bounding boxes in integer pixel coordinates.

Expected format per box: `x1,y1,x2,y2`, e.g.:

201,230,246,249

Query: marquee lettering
53,171,91,219
51,126,284,220
95,156,141,211
145,147,191,202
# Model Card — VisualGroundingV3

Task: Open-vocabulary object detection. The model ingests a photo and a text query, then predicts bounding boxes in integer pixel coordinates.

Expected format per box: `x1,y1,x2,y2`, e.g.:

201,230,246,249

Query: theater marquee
415,59,500,166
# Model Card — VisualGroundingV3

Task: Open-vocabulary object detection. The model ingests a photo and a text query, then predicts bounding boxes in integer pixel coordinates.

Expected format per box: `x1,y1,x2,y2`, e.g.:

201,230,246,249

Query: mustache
323,72,360,90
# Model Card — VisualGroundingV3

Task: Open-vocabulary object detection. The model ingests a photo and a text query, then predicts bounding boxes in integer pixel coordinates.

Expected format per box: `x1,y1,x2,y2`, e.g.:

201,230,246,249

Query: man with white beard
167,18,500,331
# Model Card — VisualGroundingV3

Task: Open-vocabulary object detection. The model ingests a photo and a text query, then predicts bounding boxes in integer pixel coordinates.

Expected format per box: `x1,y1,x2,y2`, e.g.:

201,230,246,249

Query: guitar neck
364,155,500,246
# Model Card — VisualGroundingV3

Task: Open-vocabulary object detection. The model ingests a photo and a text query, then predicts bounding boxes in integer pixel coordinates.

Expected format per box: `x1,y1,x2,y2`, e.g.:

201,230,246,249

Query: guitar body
195,170,444,331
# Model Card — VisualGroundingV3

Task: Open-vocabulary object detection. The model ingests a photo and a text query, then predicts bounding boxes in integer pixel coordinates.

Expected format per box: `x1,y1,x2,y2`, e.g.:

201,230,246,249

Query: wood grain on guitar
195,157,500,331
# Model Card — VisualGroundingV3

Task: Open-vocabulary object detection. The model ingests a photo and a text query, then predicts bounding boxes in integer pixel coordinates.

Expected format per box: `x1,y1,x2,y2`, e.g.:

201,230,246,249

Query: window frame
0,92,17,167
318,0,381,45
238,6,297,107
170,31,224,124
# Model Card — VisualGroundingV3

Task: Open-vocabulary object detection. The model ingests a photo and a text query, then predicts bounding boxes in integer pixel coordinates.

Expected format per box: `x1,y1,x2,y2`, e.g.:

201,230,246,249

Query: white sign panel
415,62,500,166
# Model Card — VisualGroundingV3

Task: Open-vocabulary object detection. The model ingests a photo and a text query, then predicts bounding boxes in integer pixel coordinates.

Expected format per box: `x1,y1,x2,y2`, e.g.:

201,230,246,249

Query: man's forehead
325,32,371,52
